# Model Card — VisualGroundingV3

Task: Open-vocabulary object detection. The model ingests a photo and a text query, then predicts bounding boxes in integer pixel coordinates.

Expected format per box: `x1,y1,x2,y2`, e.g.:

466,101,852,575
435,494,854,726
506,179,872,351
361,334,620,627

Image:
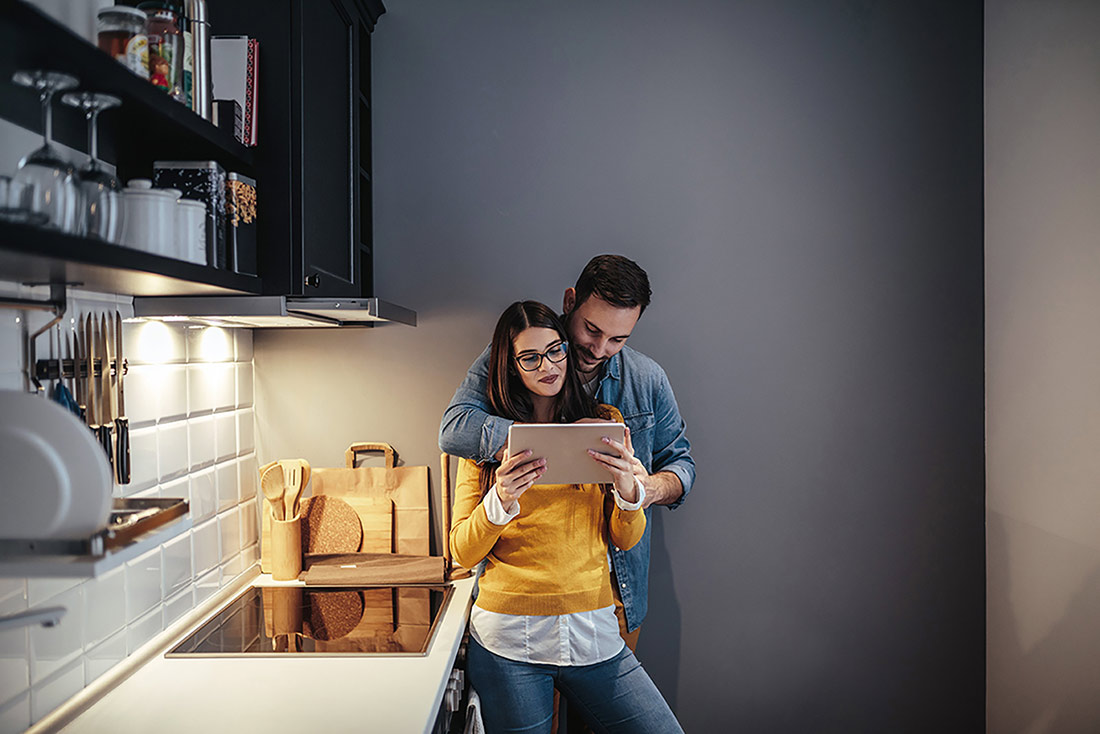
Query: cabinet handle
304,273,322,289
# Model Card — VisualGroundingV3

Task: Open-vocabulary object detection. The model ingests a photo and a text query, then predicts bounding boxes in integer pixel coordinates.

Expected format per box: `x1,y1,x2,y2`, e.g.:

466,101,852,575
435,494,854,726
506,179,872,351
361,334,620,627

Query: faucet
0,606,66,632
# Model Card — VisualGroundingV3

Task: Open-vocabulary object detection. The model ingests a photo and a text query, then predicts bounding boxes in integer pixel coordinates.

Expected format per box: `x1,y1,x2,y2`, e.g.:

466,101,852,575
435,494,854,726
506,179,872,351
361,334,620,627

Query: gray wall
985,1,1100,731
255,1,985,730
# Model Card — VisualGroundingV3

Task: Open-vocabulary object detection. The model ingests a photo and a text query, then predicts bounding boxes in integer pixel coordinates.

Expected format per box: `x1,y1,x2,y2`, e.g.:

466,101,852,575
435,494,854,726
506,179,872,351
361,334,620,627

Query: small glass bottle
96,6,149,79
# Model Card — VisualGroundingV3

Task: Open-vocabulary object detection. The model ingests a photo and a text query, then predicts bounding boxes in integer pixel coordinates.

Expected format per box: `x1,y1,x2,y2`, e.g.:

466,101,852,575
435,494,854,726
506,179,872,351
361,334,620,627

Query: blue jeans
466,637,684,734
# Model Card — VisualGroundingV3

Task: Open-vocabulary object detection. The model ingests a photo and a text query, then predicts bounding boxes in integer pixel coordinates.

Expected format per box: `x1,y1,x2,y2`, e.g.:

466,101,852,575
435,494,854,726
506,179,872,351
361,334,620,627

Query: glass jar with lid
97,6,149,79
138,0,185,103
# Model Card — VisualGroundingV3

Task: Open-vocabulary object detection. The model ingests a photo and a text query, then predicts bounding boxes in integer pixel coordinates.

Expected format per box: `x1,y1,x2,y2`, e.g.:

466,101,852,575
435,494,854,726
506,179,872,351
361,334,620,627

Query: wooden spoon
278,460,301,519
261,463,286,521
284,459,309,519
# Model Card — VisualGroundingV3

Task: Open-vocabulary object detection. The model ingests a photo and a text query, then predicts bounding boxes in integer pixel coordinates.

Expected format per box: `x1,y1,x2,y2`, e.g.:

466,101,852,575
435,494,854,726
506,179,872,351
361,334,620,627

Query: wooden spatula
283,458,309,520
261,462,286,521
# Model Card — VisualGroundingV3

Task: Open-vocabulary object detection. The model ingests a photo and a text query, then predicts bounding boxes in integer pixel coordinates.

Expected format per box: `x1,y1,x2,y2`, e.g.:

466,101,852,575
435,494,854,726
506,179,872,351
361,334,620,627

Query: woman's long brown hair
479,301,599,494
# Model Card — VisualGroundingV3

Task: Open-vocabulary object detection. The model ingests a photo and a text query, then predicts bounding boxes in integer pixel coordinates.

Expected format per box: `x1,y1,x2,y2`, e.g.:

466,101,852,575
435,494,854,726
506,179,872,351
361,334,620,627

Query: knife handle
115,416,130,485
97,423,114,472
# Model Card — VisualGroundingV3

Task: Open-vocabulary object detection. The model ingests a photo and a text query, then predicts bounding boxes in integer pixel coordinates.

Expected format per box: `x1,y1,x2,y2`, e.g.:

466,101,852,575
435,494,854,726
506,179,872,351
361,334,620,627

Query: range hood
131,296,416,328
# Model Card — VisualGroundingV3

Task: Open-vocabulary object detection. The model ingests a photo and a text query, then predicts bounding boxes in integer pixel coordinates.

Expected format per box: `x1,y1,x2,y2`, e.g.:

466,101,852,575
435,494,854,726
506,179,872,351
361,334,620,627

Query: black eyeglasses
515,340,569,372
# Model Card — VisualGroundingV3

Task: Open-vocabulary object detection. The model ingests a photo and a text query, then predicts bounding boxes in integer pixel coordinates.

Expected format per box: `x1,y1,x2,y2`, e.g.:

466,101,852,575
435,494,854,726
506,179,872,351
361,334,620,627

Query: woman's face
512,326,568,399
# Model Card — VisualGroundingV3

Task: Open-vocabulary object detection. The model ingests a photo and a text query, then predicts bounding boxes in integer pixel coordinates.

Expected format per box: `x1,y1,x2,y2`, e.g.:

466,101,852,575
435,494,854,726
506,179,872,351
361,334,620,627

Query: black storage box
153,160,228,269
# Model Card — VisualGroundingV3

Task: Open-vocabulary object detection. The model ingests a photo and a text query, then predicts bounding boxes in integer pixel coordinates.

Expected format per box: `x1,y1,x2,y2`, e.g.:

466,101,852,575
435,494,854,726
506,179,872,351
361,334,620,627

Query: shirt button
614,547,620,552
621,582,627,589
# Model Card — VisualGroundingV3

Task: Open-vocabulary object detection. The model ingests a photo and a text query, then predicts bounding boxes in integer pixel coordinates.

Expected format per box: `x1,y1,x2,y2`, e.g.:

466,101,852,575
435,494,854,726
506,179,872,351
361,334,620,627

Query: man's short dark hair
574,254,652,314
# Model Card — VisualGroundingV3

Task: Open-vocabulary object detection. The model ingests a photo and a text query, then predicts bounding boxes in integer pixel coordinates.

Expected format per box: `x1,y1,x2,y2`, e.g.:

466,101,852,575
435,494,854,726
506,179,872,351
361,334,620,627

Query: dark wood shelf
0,221,262,296
0,1,253,179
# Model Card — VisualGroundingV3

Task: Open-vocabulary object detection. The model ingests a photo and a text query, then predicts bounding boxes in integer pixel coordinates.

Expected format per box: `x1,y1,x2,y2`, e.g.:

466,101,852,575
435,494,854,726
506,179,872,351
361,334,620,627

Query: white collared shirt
469,477,645,665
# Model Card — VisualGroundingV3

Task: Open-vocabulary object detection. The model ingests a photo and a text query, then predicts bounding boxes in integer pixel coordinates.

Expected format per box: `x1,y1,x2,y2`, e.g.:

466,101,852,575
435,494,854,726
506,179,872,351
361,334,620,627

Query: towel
464,686,486,734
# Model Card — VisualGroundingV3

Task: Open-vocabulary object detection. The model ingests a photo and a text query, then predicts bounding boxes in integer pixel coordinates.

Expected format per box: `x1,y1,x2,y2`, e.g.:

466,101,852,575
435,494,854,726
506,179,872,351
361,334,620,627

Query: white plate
0,390,112,540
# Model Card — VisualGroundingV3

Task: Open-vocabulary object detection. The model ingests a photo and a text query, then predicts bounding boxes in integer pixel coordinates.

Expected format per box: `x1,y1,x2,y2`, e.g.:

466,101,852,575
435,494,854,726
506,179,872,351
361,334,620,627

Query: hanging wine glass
11,70,81,232
61,92,123,243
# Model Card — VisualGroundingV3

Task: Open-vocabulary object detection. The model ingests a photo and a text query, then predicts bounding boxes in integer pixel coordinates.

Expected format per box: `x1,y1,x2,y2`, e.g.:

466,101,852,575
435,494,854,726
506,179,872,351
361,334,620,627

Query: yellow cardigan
449,406,646,616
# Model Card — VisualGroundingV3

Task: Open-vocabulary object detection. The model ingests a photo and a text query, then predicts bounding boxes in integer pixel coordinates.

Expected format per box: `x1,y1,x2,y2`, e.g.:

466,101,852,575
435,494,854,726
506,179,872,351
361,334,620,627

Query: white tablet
507,422,626,486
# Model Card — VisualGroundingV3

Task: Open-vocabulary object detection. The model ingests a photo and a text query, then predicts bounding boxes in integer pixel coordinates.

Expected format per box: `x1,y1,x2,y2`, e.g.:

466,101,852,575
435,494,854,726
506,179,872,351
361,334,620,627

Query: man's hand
493,449,545,513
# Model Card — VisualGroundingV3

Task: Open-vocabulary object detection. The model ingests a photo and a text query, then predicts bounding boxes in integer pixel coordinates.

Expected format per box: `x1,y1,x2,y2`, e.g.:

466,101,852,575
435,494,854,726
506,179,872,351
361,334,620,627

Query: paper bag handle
345,442,397,469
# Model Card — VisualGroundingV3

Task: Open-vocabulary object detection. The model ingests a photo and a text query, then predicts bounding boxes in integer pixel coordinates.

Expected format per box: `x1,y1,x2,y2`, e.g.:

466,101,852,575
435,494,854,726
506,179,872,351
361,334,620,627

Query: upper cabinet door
296,0,359,296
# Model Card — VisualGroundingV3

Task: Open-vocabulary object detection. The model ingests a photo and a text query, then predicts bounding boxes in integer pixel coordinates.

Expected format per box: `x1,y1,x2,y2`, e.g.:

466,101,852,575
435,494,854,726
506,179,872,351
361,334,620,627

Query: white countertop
53,574,476,734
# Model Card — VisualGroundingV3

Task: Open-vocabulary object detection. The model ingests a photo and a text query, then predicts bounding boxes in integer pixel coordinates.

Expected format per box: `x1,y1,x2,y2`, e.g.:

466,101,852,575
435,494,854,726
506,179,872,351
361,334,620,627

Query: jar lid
124,179,178,198
179,200,206,210
98,6,147,22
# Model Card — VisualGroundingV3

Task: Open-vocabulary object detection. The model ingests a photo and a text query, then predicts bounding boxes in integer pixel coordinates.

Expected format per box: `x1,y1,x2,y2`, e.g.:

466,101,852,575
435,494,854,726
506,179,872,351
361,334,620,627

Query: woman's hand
588,427,644,504
494,448,546,513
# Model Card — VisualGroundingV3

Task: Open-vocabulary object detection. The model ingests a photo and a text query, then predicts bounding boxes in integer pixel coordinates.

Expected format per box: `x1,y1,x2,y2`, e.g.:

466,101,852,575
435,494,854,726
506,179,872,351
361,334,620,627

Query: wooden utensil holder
271,514,303,580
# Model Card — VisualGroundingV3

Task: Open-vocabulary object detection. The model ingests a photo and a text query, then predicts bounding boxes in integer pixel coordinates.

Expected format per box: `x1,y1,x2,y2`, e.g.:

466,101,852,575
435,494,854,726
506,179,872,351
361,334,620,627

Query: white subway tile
162,532,193,598
214,412,237,462
157,365,189,422
0,312,23,374
82,566,125,649
0,692,29,733
239,498,259,552
83,628,126,687
187,416,215,469
157,421,189,481
26,578,79,610
194,569,220,605
187,365,215,415
189,469,217,523
0,580,26,607
163,587,194,629
124,321,186,365
234,330,253,362
0,371,24,391
0,594,29,709
242,541,260,568
216,461,238,512
160,475,188,502
126,426,159,492
236,363,253,407
238,454,258,504
125,548,161,624
237,408,255,454
126,607,163,656
28,585,83,685
192,518,220,577
219,507,241,564
211,363,236,412
186,326,234,364
122,364,160,428
30,658,83,725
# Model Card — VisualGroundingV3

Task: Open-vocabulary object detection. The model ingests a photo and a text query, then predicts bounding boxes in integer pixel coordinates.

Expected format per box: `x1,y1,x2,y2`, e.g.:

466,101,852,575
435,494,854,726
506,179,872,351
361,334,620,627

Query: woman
450,301,683,734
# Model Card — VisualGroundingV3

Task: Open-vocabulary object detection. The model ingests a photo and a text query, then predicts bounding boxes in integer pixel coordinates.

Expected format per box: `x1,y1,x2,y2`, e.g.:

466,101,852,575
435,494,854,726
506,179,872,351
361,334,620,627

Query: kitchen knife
85,315,97,431
96,315,114,471
73,328,86,424
114,312,130,485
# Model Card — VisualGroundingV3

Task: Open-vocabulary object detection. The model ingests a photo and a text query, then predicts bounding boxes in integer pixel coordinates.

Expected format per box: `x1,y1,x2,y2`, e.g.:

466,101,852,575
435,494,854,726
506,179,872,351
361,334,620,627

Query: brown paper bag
310,442,430,557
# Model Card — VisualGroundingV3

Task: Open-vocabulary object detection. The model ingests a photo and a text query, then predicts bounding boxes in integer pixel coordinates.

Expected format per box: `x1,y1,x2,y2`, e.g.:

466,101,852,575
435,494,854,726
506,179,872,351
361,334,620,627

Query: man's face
562,290,641,376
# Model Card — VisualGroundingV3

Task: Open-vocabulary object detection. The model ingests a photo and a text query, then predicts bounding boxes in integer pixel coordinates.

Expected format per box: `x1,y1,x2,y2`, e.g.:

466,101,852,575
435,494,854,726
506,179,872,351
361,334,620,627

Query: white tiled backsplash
0,287,259,732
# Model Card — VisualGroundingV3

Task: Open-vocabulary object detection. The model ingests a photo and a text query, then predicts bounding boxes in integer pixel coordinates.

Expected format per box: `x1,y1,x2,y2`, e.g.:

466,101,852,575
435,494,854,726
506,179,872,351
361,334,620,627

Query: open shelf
0,1,253,178
0,221,262,296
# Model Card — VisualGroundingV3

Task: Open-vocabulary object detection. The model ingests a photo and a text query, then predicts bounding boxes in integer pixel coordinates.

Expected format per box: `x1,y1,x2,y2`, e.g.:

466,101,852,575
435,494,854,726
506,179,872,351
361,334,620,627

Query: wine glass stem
40,88,54,148
87,109,100,164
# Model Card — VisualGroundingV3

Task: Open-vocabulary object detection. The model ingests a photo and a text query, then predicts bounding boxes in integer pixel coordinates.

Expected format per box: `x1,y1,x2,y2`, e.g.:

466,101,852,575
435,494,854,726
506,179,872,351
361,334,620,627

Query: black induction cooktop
166,585,452,658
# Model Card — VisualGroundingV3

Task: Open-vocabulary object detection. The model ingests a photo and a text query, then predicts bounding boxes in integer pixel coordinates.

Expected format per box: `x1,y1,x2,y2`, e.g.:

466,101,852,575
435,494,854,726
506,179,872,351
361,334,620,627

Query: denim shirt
439,345,695,631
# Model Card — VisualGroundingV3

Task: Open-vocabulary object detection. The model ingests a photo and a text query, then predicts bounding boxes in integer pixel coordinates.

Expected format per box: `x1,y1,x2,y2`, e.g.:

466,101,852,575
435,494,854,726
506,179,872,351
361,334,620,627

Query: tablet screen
507,422,626,486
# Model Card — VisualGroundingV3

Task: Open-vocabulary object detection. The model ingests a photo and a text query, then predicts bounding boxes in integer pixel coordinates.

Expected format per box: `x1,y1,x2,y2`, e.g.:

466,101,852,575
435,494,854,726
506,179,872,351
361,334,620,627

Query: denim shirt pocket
622,411,655,468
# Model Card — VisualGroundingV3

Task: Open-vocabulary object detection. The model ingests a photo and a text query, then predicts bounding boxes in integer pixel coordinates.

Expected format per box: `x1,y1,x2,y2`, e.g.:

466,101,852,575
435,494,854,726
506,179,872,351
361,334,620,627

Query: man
439,254,695,648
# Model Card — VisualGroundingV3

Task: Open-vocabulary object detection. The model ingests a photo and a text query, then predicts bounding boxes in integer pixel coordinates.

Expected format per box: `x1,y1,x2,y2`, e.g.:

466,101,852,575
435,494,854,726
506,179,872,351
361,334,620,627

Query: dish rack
0,497,188,558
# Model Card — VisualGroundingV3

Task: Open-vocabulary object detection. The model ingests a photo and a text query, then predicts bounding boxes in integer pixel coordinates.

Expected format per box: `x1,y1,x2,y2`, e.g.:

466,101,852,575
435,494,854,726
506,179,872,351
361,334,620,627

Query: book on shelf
210,35,259,146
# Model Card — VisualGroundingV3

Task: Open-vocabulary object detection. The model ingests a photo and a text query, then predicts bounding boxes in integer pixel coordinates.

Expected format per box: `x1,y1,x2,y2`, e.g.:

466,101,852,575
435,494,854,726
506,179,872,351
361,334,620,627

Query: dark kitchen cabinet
211,0,383,297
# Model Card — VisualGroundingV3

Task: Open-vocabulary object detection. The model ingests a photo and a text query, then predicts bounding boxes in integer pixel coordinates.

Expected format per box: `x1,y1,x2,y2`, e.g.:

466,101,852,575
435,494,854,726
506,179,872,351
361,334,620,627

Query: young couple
441,255,694,733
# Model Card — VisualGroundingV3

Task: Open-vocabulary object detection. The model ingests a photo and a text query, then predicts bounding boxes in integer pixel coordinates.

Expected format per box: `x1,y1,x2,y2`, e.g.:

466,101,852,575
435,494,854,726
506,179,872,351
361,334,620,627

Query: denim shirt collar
598,351,622,386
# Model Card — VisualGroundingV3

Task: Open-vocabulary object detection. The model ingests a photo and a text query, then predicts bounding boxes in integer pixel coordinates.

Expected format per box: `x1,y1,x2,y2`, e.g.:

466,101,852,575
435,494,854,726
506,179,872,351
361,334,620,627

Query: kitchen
1,1,1098,732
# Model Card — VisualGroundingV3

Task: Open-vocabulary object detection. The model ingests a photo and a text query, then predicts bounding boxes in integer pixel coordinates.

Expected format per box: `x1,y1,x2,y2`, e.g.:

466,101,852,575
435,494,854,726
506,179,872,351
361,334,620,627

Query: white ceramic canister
120,179,177,257
176,198,207,265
